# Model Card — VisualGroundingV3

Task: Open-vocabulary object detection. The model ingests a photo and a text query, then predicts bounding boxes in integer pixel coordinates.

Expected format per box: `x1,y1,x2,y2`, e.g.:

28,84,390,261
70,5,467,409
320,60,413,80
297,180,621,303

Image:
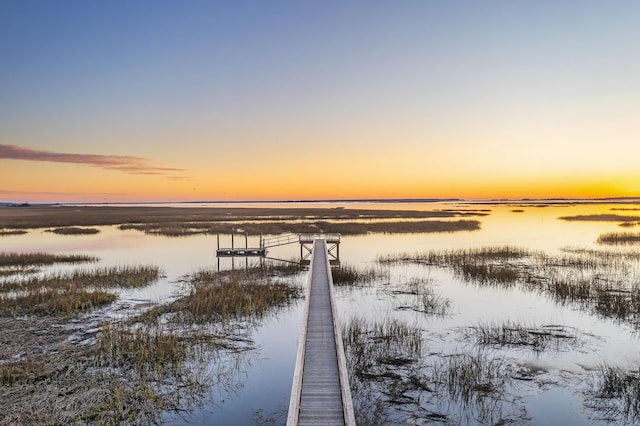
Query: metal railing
261,233,299,248
298,233,341,243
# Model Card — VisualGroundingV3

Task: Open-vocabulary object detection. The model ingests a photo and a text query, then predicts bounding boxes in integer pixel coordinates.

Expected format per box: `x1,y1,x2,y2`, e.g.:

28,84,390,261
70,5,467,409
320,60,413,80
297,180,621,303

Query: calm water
3,201,640,424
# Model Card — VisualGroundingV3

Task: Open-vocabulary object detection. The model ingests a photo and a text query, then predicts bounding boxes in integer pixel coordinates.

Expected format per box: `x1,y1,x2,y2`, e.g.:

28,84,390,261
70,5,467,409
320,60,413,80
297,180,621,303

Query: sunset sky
1,1,639,203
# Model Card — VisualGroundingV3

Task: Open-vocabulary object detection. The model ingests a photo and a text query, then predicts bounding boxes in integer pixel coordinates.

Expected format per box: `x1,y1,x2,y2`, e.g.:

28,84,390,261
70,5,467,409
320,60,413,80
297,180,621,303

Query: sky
1,1,639,203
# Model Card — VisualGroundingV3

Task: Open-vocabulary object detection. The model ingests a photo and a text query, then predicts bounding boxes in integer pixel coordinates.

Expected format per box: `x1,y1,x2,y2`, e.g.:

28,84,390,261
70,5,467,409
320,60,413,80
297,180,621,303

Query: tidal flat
2,200,640,424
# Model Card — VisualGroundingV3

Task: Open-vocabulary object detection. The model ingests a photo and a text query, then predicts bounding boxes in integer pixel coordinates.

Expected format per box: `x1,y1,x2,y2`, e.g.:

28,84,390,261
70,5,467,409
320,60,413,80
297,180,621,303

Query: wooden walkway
287,239,355,426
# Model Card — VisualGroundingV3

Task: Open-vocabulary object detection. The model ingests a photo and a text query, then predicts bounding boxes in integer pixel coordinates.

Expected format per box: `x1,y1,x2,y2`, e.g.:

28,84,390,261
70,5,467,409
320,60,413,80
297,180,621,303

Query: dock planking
287,239,355,426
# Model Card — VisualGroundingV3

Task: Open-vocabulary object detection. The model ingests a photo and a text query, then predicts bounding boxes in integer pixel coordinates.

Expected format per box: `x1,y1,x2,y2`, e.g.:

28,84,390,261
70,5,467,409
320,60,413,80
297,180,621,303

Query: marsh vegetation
46,226,100,235
0,229,27,236
0,252,97,267
4,201,640,423
0,265,161,316
597,231,640,245
0,259,302,425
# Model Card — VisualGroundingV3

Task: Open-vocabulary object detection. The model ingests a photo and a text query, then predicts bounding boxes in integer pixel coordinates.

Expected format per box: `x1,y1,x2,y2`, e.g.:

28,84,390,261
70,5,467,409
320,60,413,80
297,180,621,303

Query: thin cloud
0,144,187,178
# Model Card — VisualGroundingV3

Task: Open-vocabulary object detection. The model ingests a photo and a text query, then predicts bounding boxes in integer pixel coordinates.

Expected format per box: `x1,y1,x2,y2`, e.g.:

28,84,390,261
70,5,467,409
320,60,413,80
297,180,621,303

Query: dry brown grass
0,262,299,424
0,205,487,229
331,264,383,286
121,219,481,236
0,266,161,316
559,214,640,223
383,245,640,328
0,287,117,316
46,227,100,235
174,269,299,323
597,232,640,245
0,252,97,267
0,229,27,236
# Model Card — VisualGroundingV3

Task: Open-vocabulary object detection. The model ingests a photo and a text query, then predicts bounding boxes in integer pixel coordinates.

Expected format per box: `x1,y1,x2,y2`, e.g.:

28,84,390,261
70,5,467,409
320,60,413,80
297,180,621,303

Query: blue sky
1,1,639,201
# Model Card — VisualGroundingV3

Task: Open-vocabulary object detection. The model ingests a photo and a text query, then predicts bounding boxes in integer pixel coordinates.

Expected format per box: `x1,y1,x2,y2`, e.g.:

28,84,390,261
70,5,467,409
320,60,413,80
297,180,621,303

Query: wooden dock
287,239,355,426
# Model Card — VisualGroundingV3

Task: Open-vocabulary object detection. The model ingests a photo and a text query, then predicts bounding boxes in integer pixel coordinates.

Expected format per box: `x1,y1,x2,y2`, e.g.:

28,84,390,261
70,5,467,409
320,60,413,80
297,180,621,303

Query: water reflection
3,201,640,423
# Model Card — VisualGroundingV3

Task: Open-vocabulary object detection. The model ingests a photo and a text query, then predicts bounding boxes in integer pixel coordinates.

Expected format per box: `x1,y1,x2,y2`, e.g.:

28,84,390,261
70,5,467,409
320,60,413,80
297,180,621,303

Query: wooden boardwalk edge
286,239,355,426
286,242,315,426
325,240,356,425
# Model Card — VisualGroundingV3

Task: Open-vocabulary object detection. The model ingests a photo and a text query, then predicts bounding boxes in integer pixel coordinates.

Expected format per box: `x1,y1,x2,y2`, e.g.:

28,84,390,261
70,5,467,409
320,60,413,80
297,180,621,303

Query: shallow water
3,201,640,424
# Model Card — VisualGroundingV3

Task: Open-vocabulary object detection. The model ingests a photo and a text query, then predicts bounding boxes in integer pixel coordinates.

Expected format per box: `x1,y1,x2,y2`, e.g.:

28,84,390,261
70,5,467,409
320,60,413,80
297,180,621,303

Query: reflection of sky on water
3,201,640,423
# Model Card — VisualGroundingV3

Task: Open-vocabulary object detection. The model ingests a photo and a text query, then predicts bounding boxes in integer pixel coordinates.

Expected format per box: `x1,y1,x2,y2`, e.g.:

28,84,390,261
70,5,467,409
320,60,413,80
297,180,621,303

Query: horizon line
3,195,640,206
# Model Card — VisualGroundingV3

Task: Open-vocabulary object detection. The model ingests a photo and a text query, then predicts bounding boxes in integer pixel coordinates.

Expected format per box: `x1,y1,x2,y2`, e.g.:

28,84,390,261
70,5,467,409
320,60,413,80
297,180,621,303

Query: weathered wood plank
287,239,355,426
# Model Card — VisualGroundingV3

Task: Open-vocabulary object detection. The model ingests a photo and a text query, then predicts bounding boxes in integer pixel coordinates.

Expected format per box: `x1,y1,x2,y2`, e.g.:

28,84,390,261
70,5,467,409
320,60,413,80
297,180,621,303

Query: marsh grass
597,232,640,245
588,364,640,421
121,219,482,236
0,229,27,236
0,325,235,425
0,205,486,230
0,252,97,267
331,264,382,286
395,278,451,316
139,268,300,326
0,358,51,385
0,267,38,277
0,287,117,316
0,266,161,316
429,352,510,405
466,321,579,352
619,222,640,228
46,227,100,235
343,317,422,379
1,265,162,292
381,245,640,328
379,245,530,265
559,214,640,223
0,264,296,424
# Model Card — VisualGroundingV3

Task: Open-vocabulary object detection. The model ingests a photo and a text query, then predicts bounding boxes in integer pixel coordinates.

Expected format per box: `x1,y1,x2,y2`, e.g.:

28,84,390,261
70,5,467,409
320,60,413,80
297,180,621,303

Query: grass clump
0,252,97,267
429,352,510,405
466,321,578,352
395,278,451,316
140,268,300,325
597,232,640,245
343,317,422,378
559,214,640,223
0,358,51,385
588,364,640,421
3,265,162,292
0,265,161,316
380,246,528,287
619,222,640,228
0,287,116,316
46,227,100,235
0,229,27,236
331,264,382,286
380,245,640,329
